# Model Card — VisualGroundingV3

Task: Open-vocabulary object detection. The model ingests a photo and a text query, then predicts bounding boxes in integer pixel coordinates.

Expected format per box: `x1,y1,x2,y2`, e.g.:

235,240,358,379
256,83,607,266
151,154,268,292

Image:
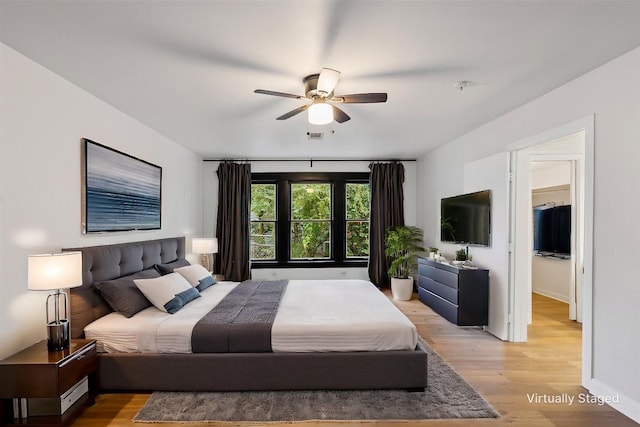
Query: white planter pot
391,277,414,301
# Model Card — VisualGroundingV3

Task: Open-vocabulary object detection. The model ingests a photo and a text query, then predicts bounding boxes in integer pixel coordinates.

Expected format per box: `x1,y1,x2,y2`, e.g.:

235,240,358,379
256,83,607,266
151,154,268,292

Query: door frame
507,114,594,386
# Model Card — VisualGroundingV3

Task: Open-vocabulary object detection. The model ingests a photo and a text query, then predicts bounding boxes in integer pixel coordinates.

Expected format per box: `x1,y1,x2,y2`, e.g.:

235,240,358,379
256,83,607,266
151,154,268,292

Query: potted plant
455,248,468,261
385,225,425,301
454,248,469,266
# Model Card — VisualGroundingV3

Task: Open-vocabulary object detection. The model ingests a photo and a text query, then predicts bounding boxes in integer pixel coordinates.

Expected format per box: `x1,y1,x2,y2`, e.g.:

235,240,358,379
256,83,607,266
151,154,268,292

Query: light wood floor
70,292,637,427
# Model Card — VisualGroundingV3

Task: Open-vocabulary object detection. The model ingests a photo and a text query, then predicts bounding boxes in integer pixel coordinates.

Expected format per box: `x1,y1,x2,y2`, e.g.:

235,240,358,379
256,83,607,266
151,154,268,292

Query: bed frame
66,237,428,392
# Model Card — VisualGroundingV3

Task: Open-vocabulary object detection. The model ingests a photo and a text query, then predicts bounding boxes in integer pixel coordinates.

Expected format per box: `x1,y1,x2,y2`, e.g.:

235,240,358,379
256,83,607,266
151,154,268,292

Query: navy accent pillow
163,287,201,314
196,275,216,292
155,258,191,275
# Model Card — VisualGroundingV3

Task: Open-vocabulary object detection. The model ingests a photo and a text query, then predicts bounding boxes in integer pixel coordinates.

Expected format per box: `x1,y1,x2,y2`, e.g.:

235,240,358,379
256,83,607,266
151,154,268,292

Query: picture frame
81,138,162,233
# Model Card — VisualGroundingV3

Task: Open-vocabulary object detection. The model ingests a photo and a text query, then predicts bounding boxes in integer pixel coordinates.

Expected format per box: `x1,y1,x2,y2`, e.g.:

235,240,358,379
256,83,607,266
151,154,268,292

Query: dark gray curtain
216,162,251,282
368,162,405,287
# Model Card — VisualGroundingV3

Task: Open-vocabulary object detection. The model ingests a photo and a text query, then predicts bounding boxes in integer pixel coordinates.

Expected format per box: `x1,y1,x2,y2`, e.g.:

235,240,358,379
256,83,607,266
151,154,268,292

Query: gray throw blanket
191,280,289,353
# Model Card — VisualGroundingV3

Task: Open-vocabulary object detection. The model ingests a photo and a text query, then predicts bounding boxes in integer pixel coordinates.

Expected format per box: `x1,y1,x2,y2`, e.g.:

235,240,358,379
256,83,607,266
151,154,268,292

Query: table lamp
28,252,82,351
192,237,218,272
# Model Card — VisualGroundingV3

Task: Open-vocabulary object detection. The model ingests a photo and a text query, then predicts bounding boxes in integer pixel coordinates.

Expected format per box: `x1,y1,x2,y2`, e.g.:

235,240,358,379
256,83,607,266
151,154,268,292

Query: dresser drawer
419,276,458,304
418,288,458,324
419,263,458,289
59,343,97,394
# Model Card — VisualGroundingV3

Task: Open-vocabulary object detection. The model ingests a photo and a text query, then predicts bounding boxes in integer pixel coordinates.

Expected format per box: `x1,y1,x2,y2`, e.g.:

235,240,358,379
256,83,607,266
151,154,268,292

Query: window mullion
333,181,345,263
277,180,289,264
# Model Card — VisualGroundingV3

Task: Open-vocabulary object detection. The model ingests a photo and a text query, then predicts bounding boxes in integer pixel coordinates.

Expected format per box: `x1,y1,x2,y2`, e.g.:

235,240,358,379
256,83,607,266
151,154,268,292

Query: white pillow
134,272,192,312
174,264,211,287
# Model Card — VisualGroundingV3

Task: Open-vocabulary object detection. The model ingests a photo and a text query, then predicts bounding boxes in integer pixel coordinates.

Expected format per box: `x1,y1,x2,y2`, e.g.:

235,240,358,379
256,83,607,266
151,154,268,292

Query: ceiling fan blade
255,89,304,100
332,106,351,123
276,105,309,120
317,68,341,96
335,93,388,103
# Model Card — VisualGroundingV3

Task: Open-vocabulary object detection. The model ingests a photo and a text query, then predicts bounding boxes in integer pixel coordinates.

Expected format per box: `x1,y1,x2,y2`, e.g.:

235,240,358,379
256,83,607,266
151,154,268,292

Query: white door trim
507,114,594,387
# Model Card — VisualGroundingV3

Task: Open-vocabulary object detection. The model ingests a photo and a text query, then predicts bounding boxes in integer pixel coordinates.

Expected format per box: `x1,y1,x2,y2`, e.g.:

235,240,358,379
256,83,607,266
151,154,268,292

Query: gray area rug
134,339,499,423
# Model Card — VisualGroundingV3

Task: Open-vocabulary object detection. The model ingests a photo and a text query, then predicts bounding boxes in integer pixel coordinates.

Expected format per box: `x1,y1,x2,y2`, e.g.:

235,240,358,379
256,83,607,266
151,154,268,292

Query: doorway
531,159,580,322
507,115,594,387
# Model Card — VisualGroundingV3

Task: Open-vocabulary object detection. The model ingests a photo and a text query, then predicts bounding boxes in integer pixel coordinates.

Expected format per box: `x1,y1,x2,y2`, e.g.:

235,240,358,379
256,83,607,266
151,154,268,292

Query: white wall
202,160,417,280
532,256,570,302
462,152,511,340
417,46,640,421
0,44,203,359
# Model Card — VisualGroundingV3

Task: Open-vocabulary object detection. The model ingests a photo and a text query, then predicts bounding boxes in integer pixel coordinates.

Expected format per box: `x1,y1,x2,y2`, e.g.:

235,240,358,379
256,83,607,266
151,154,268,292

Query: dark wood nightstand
0,339,98,426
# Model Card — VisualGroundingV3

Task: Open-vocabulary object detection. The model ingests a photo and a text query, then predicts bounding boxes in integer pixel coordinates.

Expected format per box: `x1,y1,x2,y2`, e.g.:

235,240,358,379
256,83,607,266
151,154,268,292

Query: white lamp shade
308,103,333,125
28,252,82,291
317,68,341,95
192,238,218,254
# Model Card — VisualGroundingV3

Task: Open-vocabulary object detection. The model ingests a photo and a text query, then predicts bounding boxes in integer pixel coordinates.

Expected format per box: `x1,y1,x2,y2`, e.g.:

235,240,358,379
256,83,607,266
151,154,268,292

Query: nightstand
0,339,98,426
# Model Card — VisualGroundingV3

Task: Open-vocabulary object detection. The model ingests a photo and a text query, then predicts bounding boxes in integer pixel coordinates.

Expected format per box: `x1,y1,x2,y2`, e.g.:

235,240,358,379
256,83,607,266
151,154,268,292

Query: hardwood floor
70,292,637,427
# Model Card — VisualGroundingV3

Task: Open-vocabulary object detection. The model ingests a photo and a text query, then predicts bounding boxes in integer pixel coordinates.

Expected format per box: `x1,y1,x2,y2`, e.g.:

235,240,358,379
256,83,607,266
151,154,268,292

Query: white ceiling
2,0,640,160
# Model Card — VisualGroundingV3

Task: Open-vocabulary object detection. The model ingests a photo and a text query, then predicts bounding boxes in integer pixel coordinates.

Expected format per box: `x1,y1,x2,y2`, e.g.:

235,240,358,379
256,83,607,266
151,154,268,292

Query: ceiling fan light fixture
308,103,333,125
317,68,341,96
255,68,385,125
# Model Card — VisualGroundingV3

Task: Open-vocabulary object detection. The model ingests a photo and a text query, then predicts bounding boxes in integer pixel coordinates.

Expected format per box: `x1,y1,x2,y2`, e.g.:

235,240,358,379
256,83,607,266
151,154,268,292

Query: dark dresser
417,257,489,326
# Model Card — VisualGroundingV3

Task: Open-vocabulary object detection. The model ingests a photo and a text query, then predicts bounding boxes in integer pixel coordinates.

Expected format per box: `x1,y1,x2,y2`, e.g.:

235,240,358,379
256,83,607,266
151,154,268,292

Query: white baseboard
532,290,569,304
585,377,640,423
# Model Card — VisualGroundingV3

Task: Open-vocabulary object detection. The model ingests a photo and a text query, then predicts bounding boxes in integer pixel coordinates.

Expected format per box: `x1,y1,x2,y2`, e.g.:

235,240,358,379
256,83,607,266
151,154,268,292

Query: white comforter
85,279,418,353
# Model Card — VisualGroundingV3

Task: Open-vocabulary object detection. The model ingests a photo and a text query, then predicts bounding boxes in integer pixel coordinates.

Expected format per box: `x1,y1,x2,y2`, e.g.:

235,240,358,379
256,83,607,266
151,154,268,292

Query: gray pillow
155,258,191,275
94,268,160,317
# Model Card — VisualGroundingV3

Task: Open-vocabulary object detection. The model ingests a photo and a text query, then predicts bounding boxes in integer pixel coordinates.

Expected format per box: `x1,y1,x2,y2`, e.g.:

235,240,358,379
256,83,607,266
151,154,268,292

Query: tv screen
533,205,571,255
440,190,491,247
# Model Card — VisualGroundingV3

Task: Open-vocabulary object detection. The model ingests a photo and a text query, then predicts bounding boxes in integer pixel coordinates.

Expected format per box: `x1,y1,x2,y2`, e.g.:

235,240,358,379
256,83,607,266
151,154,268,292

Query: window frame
289,182,333,261
345,182,371,259
250,182,277,261
250,172,369,268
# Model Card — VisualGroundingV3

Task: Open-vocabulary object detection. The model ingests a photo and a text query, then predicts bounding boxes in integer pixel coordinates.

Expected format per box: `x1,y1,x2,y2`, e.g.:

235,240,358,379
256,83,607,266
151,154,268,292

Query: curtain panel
216,162,251,281
368,162,405,287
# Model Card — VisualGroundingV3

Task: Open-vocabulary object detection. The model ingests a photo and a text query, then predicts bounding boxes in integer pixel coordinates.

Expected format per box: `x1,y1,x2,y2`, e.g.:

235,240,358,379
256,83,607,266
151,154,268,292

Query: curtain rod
203,159,417,162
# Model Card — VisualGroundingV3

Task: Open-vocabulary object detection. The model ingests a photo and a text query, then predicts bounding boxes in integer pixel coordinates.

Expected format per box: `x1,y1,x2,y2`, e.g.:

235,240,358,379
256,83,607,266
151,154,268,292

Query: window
290,183,331,259
250,183,276,260
250,172,370,267
346,183,370,258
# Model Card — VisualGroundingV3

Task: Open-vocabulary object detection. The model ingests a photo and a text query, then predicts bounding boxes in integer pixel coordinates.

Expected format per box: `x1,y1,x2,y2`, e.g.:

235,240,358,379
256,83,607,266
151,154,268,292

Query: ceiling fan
254,68,387,125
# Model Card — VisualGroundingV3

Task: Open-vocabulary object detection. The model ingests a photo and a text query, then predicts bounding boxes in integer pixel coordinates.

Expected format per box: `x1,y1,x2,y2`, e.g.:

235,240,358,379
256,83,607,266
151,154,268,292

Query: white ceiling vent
307,131,323,140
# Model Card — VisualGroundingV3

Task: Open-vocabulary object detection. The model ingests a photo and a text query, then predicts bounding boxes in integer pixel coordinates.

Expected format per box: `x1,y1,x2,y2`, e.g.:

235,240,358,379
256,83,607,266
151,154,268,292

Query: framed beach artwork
81,138,162,233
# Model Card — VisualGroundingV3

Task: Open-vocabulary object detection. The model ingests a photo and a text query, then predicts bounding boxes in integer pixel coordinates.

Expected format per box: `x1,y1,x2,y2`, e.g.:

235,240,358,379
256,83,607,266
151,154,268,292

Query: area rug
134,339,499,423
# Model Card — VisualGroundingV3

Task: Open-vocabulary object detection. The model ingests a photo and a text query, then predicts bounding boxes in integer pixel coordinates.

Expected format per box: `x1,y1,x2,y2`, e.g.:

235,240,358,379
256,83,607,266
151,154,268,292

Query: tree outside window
290,183,331,259
346,183,370,258
250,183,276,260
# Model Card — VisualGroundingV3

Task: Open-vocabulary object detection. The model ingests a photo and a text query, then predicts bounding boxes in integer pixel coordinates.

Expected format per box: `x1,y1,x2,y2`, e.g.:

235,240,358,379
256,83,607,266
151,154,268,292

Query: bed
65,237,428,392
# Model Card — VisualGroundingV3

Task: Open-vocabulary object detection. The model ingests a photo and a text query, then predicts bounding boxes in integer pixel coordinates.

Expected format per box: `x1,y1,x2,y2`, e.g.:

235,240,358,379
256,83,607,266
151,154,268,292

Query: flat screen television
533,205,571,255
440,190,491,247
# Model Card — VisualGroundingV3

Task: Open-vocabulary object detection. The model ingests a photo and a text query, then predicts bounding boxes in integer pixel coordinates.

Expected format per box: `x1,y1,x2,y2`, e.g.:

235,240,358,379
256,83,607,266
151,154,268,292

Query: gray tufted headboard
63,237,185,339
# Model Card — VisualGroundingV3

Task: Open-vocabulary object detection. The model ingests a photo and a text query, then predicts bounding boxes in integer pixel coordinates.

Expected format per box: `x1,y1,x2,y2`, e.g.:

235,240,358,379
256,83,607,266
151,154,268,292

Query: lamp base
47,319,69,352
201,253,212,272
